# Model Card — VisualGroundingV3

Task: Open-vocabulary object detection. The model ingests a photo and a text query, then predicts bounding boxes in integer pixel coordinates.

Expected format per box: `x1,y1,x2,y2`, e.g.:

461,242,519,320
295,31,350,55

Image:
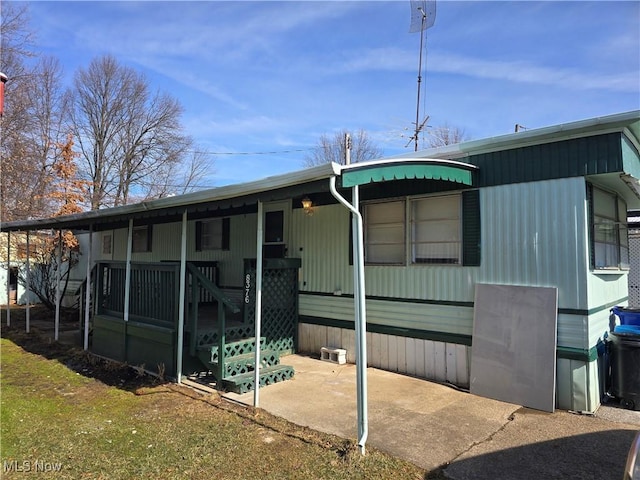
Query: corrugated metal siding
295,178,592,351
290,206,352,295
297,323,470,387
471,133,623,187
107,215,258,287
622,134,640,178
299,294,473,336
294,178,590,310
478,177,589,310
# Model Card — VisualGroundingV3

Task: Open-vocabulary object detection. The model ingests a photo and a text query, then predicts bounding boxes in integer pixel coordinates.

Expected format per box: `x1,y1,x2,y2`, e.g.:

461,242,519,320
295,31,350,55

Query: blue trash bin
612,306,640,326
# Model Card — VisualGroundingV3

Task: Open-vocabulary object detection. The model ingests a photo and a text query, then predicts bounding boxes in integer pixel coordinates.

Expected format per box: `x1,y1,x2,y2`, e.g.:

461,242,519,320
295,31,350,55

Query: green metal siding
622,134,640,178
470,133,624,187
462,190,481,266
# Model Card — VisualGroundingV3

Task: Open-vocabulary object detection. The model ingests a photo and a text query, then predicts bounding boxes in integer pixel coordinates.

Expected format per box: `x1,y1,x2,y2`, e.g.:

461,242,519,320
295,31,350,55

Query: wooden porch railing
187,262,240,382
96,261,181,329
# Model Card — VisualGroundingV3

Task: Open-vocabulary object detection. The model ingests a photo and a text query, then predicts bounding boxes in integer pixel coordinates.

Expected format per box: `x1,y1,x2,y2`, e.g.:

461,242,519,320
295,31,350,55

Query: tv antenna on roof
407,0,436,151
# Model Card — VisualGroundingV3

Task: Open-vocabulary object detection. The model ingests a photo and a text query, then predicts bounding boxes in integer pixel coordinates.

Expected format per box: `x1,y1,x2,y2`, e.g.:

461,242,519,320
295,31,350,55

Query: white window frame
363,199,405,265
592,186,628,270
410,194,462,265
363,192,462,266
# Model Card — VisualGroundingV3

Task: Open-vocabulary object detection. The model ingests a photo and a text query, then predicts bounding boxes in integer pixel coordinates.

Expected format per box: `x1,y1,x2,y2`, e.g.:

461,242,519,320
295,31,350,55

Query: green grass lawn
0,327,427,479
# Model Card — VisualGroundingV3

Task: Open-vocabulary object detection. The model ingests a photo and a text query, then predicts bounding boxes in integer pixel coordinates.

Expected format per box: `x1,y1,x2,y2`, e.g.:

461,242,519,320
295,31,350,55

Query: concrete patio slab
223,353,520,471
223,354,640,479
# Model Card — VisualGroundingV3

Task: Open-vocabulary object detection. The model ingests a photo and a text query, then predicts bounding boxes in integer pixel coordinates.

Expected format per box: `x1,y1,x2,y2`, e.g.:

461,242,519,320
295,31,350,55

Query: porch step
222,364,295,394
198,337,266,364
201,349,281,378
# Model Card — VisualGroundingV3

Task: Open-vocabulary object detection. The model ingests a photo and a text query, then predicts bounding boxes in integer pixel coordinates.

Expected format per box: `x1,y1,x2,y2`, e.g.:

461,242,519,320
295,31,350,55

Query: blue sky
19,0,640,187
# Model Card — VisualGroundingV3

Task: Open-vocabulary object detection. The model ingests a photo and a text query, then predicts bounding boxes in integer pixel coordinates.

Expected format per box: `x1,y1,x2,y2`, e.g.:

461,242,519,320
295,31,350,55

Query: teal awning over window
340,162,475,188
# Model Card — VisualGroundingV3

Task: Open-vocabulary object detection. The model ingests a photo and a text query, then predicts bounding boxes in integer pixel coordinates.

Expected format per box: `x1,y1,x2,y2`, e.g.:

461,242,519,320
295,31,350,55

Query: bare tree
426,123,470,148
142,149,212,200
1,4,69,221
304,129,383,167
69,54,210,209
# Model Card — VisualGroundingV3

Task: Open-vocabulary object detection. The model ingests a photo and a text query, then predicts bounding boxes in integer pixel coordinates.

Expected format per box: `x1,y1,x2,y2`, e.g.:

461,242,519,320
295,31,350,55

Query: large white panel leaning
471,283,558,412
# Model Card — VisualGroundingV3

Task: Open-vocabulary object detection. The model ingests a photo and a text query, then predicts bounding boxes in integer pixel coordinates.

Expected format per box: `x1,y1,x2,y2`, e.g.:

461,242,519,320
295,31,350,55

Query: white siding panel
370,332,383,368
388,335,398,372
327,326,341,349
434,341,446,382
424,340,436,379
108,215,257,287
445,344,458,384
415,339,426,378
378,332,389,370
397,336,407,372
406,337,417,376
479,178,588,309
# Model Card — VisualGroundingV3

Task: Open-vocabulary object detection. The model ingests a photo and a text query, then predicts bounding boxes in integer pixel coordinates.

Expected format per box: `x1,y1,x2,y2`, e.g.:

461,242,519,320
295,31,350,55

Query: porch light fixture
301,197,314,216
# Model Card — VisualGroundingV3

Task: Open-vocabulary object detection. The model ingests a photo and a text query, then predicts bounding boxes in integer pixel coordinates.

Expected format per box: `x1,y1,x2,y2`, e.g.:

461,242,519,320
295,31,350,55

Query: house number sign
244,274,251,304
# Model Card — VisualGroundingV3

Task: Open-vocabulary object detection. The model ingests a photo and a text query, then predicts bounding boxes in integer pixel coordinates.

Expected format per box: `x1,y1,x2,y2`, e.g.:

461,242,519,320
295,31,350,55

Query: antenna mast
408,0,436,151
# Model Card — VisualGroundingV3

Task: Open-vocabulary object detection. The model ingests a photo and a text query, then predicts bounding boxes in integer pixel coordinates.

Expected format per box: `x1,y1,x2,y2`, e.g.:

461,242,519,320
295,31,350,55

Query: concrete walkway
224,354,640,479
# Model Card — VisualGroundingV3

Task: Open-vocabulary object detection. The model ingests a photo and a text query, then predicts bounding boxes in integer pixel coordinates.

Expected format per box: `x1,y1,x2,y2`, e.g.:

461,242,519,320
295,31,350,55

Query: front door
263,200,291,258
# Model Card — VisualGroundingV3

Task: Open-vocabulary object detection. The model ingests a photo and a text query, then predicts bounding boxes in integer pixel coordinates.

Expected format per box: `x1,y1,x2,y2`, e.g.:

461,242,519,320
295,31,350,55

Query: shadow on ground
443,427,637,480
1,305,161,392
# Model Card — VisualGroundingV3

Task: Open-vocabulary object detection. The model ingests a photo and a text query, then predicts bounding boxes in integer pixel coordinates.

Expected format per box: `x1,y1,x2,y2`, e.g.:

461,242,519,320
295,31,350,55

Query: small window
364,200,405,264
196,218,230,251
411,195,461,264
132,225,152,253
102,233,112,256
591,185,628,269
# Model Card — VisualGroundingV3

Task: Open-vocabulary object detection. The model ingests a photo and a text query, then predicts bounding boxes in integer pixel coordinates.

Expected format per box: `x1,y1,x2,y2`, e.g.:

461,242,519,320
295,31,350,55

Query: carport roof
0,158,476,233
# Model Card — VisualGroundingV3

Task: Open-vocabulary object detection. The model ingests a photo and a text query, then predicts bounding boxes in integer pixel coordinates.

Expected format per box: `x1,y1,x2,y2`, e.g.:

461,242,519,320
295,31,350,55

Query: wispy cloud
430,52,639,93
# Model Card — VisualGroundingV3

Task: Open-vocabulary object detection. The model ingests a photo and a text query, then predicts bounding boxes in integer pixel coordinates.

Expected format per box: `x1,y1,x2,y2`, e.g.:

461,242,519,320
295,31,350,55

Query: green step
218,350,281,377
222,364,295,394
198,337,266,364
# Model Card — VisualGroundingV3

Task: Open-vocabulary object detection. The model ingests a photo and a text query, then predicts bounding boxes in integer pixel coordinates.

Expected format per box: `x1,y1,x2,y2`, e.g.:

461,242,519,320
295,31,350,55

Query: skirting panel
298,322,470,388
299,322,605,412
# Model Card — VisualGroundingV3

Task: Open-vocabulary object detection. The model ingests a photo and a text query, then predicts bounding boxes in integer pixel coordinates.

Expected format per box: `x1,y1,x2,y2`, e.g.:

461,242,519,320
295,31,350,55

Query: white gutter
253,200,264,407
329,175,368,454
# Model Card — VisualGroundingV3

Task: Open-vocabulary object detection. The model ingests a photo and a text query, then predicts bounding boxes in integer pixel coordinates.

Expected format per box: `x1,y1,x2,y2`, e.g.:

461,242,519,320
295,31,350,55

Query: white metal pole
329,176,368,454
55,230,62,341
253,200,264,408
177,210,188,383
124,219,133,322
6,231,10,326
25,231,30,333
83,226,92,350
